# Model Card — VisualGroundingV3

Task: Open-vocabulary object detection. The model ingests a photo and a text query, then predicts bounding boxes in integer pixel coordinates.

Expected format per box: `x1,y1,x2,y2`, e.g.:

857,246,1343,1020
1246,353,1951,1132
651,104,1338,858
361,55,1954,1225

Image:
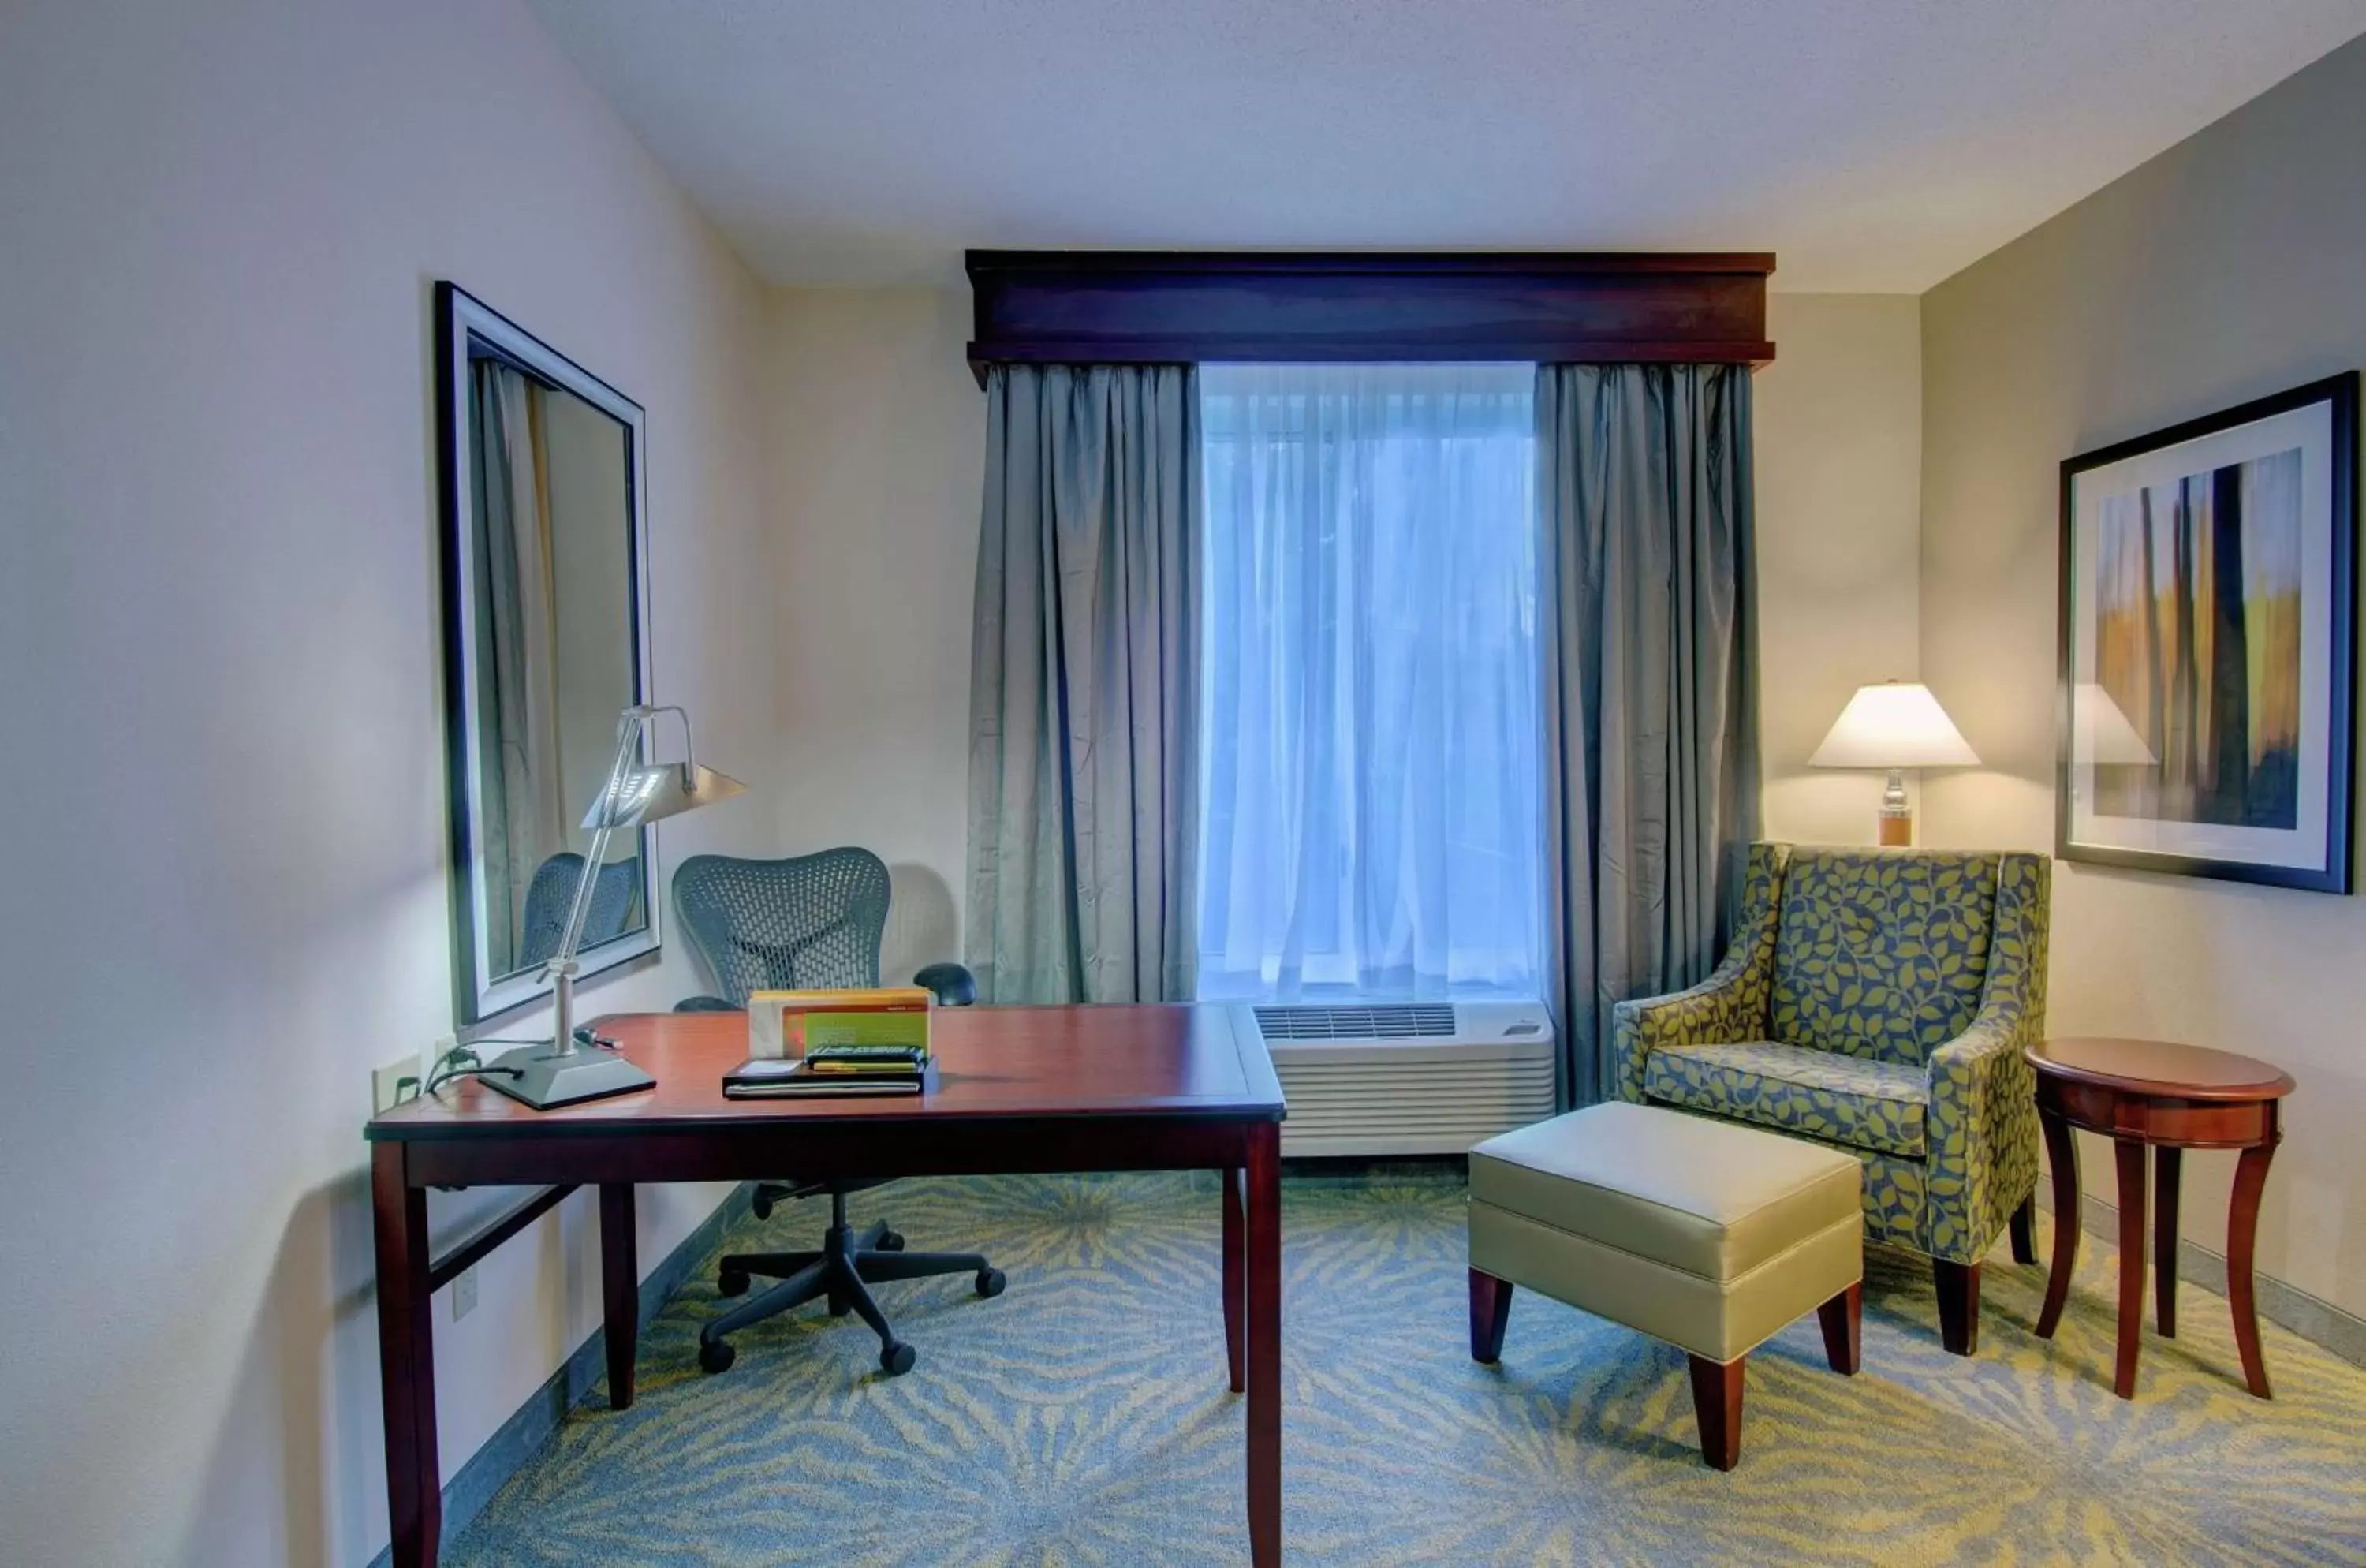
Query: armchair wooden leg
1687,1354,1745,1470
2009,1193,2038,1266
1817,1282,1861,1375
1935,1259,1981,1356
1468,1268,1512,1364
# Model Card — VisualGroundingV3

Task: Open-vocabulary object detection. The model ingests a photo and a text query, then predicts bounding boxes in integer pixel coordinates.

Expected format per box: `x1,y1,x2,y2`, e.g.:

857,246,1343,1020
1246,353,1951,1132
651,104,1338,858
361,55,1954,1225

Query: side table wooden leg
373,1144,440,1568
2112,1138,2148,1399
2152,1148,2181,1338
1222,1166,1245,1394
2228,1137,2278,1399
1244,1123,1282,1568
2034,1109,2080,1339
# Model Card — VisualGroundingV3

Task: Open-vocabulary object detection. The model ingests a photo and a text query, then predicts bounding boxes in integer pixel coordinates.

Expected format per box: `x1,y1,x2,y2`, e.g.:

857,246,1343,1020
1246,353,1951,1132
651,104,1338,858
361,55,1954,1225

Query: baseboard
364,1182,751,1568
2039,1189,2366,1369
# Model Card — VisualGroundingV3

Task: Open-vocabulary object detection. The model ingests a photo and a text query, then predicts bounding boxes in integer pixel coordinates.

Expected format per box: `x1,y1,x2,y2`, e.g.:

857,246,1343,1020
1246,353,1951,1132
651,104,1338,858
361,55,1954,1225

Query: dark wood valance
964,250,1774,385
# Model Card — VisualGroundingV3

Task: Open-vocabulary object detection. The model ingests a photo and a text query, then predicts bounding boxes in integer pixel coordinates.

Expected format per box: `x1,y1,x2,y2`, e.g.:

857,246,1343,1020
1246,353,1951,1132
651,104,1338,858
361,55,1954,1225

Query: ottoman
1467,1101,1863,1469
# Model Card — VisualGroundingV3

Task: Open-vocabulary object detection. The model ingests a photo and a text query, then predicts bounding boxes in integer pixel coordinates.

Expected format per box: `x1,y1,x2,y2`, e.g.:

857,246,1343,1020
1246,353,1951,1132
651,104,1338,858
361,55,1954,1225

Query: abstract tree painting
2060,374,2356,892
2089,448,2303,829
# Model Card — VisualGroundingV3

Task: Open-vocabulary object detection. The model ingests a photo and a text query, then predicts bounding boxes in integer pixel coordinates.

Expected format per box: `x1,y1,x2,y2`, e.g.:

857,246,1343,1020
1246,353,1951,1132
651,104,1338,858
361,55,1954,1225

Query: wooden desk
366,1006,1288,1566
2026,1036,2294,1401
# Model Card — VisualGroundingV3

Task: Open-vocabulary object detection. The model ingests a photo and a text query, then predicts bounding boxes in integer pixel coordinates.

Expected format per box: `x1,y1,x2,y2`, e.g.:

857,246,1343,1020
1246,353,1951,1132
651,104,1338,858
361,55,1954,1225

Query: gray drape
965,363,1201,1003
1537,364,1760,1107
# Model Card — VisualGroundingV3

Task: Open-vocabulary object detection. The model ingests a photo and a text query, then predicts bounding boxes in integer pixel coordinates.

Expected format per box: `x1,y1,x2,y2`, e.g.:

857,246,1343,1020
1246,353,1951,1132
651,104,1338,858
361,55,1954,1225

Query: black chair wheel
976,1267,1006,1299
717,1267,750,1297
699,1338,737,1375
750,1194,774,1221
878,1230,905,1252
880,1341,916,1376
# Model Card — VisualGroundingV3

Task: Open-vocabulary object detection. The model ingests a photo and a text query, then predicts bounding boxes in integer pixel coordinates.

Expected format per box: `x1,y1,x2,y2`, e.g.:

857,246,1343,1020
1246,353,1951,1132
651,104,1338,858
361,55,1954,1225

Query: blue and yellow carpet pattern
450,1173,2366,1565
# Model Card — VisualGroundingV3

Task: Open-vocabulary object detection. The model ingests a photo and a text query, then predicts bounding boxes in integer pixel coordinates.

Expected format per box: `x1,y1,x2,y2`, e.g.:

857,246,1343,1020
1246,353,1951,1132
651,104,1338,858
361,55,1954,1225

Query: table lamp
1809,681,1977,846
481,704,745,1109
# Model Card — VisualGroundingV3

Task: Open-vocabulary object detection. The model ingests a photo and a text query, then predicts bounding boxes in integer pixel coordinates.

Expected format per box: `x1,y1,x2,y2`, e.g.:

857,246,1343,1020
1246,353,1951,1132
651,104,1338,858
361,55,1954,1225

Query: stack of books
747,986,931,1059
723,1043,931,1099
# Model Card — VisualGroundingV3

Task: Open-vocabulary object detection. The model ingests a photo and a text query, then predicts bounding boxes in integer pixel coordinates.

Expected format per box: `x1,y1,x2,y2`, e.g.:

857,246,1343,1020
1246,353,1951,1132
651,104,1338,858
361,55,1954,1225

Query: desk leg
2228,1129,2278,1400
2112,1139,2148,1399
1245,1123,1282,1568
2153,1148,2181,1338
599,1184,638,1409
2034,1109,2080,1339
1222,1167,1245,1394
372,1143,439,1568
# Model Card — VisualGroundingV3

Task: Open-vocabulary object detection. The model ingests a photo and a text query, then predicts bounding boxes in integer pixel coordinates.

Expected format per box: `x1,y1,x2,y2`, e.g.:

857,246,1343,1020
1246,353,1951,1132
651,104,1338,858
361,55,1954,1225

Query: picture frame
2057,371,2358,892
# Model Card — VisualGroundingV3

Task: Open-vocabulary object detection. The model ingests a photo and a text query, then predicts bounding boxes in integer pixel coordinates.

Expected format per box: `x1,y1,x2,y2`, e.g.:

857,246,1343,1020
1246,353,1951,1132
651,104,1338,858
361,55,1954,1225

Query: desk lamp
1809,681,1977,846
482,704,745,1109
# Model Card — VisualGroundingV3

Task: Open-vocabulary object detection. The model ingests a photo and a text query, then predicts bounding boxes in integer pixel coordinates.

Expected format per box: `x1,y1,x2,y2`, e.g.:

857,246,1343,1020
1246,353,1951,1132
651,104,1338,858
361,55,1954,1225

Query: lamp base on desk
480,1041,655,1109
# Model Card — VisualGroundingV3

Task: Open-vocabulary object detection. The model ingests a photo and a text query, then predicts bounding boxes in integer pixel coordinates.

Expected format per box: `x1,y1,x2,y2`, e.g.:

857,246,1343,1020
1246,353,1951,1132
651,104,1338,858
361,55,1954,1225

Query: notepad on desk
722,1056,924,1099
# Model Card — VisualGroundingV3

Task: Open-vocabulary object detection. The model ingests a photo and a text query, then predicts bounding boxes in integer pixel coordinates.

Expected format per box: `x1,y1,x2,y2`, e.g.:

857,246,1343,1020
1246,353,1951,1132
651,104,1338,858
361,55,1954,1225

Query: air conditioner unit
1232,1002,1558,1158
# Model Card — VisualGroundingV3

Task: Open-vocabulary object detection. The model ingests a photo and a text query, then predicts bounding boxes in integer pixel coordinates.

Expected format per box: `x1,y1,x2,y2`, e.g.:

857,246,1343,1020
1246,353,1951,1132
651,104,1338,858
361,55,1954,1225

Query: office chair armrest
674,995,738,1013
912,962,977,1007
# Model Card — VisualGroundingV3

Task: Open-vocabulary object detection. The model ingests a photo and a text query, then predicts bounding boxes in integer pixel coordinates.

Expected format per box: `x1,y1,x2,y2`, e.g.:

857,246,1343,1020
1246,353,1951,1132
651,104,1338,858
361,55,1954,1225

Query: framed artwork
2058,372,2358,892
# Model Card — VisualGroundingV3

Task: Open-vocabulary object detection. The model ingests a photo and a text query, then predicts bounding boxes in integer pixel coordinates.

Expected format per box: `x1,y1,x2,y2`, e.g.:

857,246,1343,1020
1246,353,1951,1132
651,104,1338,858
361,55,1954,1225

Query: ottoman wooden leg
1468,1268,1513,1363
1688,1355,1745,1470
1818,1282,1862,1375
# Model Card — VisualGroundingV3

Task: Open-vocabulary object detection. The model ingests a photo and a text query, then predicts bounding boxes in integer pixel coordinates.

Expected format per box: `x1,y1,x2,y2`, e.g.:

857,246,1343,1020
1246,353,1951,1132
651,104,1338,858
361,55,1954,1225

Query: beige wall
1921,35,2366,1316
766,289,986,980
0,2,774,1563
1756,295,1926,847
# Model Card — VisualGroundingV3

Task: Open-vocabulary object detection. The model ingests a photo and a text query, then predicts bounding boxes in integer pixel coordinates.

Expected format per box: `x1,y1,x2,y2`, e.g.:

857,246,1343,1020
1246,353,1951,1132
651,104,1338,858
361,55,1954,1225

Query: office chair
517,852,640,969
673,848,1000,1376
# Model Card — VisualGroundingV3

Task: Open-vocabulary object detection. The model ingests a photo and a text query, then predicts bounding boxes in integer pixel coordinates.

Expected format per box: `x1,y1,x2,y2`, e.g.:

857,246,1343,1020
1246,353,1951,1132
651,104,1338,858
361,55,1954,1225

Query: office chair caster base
716,1267,750,1297
976,1268,1006,1298
877,1230,905,1252
880,1341,916,1376
698,1338,737,1375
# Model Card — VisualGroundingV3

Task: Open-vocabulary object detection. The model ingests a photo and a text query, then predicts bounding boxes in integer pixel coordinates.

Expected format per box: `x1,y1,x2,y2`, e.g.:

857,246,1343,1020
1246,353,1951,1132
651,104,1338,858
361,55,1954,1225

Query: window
1195,364,1543,1002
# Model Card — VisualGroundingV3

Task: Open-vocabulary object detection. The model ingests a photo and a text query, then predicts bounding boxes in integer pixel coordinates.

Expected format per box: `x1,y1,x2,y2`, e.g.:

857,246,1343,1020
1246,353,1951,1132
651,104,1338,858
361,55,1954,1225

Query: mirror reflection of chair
517,853,640,972
674,848,999,1376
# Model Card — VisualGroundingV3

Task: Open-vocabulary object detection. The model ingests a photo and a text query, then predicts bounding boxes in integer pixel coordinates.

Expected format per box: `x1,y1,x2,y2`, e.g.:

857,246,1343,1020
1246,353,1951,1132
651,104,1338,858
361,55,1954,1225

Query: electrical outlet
373,1055,422,1115
451,1265,479,1322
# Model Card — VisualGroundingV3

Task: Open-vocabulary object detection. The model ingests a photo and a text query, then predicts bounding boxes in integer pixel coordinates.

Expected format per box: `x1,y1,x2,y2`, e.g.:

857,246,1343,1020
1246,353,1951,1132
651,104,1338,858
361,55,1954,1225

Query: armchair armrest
1922,853,2051,1260
1608,842,1788,1103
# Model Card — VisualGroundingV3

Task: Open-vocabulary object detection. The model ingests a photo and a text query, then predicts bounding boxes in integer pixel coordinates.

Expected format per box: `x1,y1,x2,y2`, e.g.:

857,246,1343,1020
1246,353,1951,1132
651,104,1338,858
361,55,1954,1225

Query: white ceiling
530,0,2366,293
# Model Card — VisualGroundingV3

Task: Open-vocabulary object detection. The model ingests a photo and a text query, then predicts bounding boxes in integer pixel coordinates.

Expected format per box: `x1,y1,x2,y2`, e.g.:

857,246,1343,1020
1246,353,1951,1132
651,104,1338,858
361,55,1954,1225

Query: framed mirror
436,282,658,1024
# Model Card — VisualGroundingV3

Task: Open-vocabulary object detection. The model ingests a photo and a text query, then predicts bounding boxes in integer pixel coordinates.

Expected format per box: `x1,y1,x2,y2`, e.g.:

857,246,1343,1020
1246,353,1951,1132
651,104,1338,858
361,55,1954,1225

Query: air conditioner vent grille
1252,1004,1457,1041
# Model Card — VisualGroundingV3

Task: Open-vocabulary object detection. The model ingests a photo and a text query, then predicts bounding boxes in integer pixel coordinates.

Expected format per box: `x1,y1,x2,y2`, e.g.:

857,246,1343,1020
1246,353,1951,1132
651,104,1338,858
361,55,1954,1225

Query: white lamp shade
1810,682,1979,770
2070,682,2157,766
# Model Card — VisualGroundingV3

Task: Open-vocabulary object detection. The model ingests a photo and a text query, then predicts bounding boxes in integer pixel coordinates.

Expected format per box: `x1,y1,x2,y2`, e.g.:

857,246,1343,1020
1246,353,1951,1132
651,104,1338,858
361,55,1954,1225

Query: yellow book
746,987,932,1060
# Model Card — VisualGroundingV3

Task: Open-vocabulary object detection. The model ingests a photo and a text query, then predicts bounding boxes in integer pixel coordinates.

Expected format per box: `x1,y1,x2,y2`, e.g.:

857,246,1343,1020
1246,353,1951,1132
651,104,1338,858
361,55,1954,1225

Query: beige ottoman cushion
1469,1101,1861,1363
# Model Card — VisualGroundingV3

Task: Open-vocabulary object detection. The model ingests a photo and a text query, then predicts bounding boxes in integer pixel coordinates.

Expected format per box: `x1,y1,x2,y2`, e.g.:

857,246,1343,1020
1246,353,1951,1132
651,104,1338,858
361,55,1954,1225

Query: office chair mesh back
517,853,641,969
673,849,891,1005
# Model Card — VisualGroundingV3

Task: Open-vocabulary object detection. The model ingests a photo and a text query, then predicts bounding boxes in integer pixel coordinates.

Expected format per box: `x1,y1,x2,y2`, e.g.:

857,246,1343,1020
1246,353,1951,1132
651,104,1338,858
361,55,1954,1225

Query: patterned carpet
448,1173,2366,1566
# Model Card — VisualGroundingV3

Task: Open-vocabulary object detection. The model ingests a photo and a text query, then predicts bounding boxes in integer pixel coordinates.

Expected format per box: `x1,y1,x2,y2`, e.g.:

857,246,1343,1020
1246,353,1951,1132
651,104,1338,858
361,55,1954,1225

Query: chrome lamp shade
483,706,745,1111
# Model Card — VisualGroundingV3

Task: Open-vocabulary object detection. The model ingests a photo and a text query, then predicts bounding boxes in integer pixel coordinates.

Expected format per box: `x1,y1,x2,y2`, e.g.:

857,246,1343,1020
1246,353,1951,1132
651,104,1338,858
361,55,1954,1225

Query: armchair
1612,842,2051,1354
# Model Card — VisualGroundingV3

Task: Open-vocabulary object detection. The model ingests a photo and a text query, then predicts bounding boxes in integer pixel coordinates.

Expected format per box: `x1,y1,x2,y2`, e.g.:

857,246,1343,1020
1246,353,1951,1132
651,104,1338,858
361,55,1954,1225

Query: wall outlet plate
451,1265,478,1321
373,1053,427,1115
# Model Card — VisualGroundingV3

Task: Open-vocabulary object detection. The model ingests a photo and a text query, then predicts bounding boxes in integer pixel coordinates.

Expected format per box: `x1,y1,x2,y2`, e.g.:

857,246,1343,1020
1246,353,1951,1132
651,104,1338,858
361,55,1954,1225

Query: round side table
2025,1037,2294,1400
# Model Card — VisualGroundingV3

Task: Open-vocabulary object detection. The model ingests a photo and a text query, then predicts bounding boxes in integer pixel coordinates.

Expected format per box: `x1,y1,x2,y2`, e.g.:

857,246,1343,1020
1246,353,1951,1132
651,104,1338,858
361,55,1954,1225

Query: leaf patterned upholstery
1644,1041,1929,1156
1770,848,1997,1066
1610,843,2050,1265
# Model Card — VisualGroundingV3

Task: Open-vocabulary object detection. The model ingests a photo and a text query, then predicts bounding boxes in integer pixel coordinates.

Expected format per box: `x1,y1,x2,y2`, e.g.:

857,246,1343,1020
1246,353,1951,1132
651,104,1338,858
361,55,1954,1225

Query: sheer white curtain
1196,363,1542,1002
